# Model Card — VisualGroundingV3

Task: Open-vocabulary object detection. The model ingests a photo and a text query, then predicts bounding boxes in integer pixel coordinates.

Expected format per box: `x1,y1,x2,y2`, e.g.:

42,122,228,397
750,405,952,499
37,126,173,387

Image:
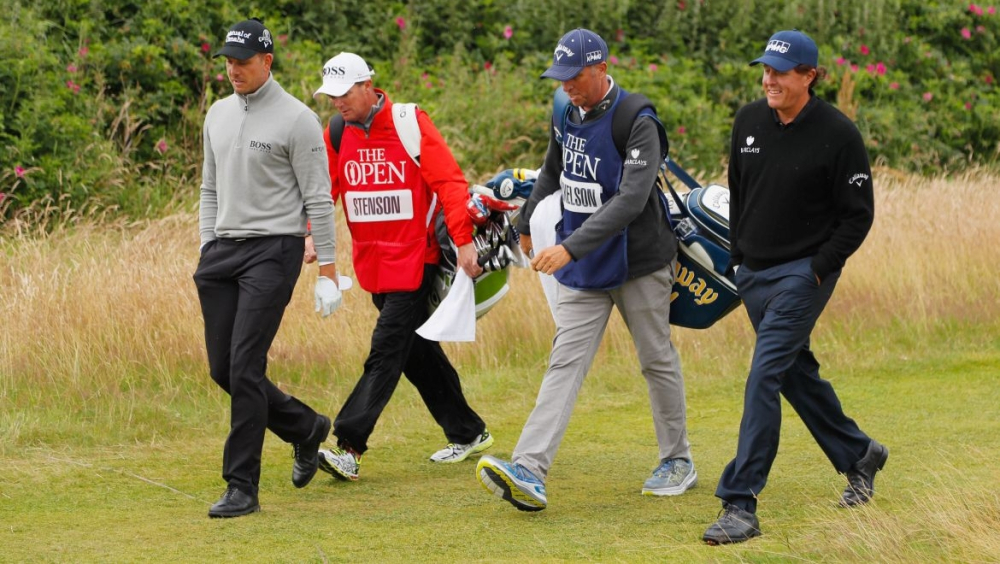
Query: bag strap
552,88,667,159
327,103,422,165
391,102,421,163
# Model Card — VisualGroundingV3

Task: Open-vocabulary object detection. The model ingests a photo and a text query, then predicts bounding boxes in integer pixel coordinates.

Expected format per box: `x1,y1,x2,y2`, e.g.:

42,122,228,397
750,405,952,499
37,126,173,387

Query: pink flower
649,63,658,72
860,44,870,56
835,56,847,66
155,139,168,154
615,29,625,43
503,25,513,39
396,16,406,30
201,42,210,53
277,34,288,46
216,73,225,82
425,81,434,89
990,6,997,15
970,3,984,15
15,166,25,178
889,82,900,90
78,46,89,57
850,64,859,73
977,25,987,33
965,101,973,110
986,74,994,84
67,64,77,73
0,193,6,203
678,1,687,10
609,55,619,65
677,126,687,135
484,61,493,71
865,64,876,74
66,79,80,94
961,27,972,39
922,92,933,102
876,62,887,75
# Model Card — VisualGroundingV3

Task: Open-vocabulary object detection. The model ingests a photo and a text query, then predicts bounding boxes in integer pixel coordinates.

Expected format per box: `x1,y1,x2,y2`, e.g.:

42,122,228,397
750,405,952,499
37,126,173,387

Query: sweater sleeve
416,110,474,247
560,115,662,260
198,110,219,247
726,113,743,272
518,126,563,236
810,126,874,280
292,110,336,264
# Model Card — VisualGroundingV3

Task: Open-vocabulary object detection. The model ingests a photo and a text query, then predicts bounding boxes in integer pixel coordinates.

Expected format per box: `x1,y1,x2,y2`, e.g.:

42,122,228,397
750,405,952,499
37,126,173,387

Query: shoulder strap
327,114,345,152
327,104,422,165
552,89,668,159
392,102,421,164
612,92,668,159
552,88,571,147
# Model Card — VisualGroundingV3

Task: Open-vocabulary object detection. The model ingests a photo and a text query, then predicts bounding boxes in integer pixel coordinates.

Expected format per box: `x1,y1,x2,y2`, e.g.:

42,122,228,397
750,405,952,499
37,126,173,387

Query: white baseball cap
314,52,374,98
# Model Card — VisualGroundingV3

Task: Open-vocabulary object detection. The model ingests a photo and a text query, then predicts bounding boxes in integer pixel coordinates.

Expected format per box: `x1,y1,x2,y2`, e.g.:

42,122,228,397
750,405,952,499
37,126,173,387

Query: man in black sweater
703,29,887,545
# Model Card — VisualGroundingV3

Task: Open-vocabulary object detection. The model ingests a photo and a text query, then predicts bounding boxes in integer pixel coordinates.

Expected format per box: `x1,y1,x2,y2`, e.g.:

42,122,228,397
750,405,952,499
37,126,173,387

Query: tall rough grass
3,171,997,450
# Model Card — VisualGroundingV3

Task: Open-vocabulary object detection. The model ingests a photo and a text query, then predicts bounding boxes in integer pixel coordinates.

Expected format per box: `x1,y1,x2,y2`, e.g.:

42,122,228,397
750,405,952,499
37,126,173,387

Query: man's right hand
519,234,534,258
303,235,317,264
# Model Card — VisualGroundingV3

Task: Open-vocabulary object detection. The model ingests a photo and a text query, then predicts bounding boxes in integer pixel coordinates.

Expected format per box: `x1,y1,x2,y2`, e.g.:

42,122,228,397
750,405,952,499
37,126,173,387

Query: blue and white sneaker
642,458,697,496
476,455,547,511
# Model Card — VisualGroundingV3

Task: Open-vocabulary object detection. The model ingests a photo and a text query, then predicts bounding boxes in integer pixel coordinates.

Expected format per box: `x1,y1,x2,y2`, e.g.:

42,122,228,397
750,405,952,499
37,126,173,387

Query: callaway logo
259,30,273,49
741,136,760,154
624,147,647,166
849,172,870,187
766,39,791,54
554,44,575,61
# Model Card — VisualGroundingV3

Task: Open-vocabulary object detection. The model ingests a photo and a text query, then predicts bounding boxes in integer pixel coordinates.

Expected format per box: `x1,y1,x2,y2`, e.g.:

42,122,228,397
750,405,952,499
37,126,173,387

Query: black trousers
193,236,320,495
715,257,870,513
333,264,486,454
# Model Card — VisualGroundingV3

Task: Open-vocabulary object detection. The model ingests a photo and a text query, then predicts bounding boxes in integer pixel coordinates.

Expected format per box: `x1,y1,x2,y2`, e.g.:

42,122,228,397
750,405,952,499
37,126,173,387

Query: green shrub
2,0,999,224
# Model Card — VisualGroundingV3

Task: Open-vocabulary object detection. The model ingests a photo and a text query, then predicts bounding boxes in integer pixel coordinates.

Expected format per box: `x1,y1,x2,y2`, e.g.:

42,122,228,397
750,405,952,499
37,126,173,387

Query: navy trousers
194,236,320,496
333,264,485,454
715,257,871,513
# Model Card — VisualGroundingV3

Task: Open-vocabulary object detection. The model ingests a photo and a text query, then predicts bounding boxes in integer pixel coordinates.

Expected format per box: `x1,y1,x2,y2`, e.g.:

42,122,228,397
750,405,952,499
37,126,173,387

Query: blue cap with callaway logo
749,29,818,72
541,28,608,81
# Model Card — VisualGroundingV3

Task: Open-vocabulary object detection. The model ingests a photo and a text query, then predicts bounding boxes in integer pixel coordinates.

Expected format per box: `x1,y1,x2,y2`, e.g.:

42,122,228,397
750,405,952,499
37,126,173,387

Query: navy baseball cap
541,28,608,81
750,30,818,72
214,18,274,60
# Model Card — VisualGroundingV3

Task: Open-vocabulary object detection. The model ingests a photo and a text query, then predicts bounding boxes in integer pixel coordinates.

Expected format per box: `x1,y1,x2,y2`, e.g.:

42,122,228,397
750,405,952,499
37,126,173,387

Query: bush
2,0,999,224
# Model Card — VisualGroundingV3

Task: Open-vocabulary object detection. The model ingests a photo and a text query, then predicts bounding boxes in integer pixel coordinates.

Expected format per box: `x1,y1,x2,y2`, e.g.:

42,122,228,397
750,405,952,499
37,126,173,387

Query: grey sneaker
317,447,361,481
642,458,697,496
703,503,761,545
476,455,547,511
430,429,494,463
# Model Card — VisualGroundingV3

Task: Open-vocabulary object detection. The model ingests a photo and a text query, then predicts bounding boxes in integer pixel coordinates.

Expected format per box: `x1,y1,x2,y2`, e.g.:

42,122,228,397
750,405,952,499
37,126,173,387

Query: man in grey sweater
193,18,343,518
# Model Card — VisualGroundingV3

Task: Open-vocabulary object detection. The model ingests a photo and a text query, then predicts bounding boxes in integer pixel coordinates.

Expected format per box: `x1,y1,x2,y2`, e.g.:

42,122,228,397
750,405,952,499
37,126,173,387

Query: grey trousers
512,263,692,480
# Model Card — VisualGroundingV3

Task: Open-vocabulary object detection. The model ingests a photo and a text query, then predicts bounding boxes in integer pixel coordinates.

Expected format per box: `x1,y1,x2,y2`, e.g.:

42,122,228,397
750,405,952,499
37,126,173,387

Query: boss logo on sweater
248,140,272,153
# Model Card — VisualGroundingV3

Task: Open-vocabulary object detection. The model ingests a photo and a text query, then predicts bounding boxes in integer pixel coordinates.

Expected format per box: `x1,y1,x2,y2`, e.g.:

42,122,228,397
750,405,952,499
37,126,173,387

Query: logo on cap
259,30,273,49
765,40,791,54
554,44,575,61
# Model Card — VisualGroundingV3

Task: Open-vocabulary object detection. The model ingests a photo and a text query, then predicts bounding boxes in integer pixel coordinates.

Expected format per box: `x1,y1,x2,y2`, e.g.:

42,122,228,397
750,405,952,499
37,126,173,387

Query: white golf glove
314,276,342,317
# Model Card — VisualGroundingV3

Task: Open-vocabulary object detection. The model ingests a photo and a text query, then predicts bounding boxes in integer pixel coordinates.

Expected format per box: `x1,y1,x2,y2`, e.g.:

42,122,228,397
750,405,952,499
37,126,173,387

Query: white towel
416,270,476,342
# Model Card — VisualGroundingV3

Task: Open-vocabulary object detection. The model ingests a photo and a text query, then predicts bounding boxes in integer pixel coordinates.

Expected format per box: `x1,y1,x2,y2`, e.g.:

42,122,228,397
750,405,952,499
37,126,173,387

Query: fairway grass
4,332,999,563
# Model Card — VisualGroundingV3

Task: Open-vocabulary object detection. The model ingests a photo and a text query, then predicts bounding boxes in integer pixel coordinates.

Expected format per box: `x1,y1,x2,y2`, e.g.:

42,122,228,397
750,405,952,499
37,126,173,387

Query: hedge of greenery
2,0,998,222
